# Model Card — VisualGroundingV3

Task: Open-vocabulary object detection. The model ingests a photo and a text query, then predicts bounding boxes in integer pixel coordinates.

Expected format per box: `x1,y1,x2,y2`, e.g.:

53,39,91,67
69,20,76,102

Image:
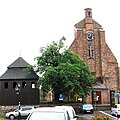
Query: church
69,8,120,104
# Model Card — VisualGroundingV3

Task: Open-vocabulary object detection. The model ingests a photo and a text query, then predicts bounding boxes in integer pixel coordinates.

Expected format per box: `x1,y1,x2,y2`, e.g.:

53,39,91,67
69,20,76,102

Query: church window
4,82,8,89
13,82,17,89
88,12,91,16
31,82,36,88
22,82,26,88
88,44,94,58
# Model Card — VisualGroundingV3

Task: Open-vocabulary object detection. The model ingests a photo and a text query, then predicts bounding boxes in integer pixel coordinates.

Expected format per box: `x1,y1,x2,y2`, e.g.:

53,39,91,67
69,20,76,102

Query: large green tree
34,40,95,101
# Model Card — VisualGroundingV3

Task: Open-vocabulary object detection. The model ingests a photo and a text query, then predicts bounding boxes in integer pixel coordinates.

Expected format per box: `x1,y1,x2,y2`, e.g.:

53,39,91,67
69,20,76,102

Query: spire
19,50,21,57
84,8,92,18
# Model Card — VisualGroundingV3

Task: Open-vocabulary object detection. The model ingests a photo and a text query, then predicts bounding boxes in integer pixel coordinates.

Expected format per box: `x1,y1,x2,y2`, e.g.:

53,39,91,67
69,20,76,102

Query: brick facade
69,8,119,104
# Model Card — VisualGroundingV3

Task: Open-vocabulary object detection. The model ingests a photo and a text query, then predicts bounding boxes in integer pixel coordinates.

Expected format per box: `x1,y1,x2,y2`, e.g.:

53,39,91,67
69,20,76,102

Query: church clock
86,32,94,41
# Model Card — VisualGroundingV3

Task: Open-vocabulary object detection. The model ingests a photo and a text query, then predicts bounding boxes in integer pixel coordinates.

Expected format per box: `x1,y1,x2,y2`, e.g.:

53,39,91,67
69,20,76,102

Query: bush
0,117,4,120
92,115,110,120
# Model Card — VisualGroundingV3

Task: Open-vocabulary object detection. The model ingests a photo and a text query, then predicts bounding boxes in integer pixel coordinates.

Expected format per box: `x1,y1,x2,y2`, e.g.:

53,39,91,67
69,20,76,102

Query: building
0,57,39,105
69,8,119,104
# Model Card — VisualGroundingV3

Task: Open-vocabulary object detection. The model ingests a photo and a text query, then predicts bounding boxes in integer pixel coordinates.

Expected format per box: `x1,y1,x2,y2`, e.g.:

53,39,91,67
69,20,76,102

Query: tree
34,40,95,101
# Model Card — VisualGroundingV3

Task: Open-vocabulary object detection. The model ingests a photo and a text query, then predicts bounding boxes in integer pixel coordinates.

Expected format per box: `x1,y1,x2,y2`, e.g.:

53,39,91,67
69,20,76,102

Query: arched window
88,11,91,16
31,82,36,88
13,82,17,89
4,82,8,89
22,82,26,88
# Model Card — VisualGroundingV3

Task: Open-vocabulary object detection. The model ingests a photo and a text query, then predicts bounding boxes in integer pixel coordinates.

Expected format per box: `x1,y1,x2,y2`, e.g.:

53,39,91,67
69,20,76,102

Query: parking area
78,110,119,120
2,107,120,120
4,111,119,120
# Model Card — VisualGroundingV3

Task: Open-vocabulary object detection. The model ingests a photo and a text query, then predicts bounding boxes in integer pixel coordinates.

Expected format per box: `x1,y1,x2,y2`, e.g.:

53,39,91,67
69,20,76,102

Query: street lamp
108,72,115,107
39,85,42,103
15,83,21,120
118,88,120,103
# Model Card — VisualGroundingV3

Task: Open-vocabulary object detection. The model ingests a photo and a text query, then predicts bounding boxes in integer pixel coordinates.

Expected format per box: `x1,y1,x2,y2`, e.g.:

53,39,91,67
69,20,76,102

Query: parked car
55,105,78,120
5,106,35,120
26,107,70,120
79,104,94,114
111,104,120,116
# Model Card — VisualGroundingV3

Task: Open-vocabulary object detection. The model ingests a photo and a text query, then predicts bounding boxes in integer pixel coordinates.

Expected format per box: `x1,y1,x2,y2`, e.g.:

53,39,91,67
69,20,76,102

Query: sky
0,0,120,76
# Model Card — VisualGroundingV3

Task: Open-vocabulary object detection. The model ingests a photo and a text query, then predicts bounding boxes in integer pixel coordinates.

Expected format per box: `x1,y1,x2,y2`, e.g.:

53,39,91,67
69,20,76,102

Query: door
96,91,101,104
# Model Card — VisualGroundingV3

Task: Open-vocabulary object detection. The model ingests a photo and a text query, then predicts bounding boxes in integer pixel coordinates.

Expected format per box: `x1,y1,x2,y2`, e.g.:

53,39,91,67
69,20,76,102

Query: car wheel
111,113,114,116
91,111,93,114
9,115,15,120
81,111,84,114
115,112,118,117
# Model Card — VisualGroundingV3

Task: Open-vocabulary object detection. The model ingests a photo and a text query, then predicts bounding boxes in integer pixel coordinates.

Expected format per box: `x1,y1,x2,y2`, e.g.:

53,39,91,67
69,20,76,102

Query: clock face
86,32,94,41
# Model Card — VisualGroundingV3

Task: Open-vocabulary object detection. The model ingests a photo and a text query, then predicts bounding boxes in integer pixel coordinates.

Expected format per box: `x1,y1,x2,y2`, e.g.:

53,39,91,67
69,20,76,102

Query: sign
59,94,64,100
114,93,119,98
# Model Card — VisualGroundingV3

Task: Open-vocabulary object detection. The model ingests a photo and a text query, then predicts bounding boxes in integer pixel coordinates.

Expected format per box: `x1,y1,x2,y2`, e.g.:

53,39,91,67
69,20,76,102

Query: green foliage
0,117,4,120
35,41,63,74
35,40,95,101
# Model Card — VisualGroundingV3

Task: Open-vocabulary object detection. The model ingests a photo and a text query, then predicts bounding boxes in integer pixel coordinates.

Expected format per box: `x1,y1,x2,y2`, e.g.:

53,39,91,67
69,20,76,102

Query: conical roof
0,57,39,80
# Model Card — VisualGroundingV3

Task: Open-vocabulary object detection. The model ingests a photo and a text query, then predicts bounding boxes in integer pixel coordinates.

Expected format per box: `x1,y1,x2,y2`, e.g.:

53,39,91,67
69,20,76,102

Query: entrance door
96,91,101,104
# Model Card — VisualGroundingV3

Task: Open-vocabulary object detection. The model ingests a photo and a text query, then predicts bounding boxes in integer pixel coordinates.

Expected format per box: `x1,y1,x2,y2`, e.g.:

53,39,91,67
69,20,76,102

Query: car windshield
28,111,65,120
83,104,92,108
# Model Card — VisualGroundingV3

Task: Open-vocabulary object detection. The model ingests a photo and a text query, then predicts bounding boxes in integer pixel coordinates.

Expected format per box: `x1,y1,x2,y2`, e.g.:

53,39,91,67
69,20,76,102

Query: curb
100,111,118,120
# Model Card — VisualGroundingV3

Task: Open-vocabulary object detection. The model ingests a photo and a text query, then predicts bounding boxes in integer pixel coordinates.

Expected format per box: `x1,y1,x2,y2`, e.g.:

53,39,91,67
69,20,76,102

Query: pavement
92,110,119,120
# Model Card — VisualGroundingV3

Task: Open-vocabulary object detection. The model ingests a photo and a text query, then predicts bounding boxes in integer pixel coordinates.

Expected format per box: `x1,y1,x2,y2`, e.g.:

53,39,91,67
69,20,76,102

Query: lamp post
39,85,42,103
108,72,115,107
15,83,21,120
118,89,120,104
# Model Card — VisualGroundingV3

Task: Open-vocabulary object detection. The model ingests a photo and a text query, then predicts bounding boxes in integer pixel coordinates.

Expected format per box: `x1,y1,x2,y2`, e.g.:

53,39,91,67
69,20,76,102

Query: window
31,82,36,88
115,105,117,108
88,44,94,58
88,12,91,16
13,82,17,89
4,82,8,89
22,82,26,88
22,107,32,111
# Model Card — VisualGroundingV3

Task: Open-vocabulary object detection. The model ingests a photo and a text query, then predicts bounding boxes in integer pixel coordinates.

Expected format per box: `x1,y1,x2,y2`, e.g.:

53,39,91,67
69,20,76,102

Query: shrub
0,117,4,120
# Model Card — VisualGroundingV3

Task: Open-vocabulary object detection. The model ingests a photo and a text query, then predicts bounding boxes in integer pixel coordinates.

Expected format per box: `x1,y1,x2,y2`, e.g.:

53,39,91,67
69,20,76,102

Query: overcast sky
0,0,120,76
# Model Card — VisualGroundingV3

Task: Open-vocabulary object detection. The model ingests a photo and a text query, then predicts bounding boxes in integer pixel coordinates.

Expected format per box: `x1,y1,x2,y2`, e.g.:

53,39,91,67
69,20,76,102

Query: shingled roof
0,57,39,80
8,57,30,68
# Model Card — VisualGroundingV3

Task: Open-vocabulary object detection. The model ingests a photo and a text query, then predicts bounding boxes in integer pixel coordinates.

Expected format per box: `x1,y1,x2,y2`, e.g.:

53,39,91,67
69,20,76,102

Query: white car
26,107,70,120
111,104,120,116
55,105,78,120
5,106,35,120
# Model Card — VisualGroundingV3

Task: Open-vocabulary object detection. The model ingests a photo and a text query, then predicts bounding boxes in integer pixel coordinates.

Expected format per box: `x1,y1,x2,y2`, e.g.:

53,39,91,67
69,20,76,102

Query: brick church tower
69,8,119,104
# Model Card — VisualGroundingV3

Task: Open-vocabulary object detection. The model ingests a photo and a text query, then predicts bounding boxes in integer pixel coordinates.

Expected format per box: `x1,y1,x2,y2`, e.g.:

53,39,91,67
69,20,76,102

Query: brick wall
69,8,119,104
